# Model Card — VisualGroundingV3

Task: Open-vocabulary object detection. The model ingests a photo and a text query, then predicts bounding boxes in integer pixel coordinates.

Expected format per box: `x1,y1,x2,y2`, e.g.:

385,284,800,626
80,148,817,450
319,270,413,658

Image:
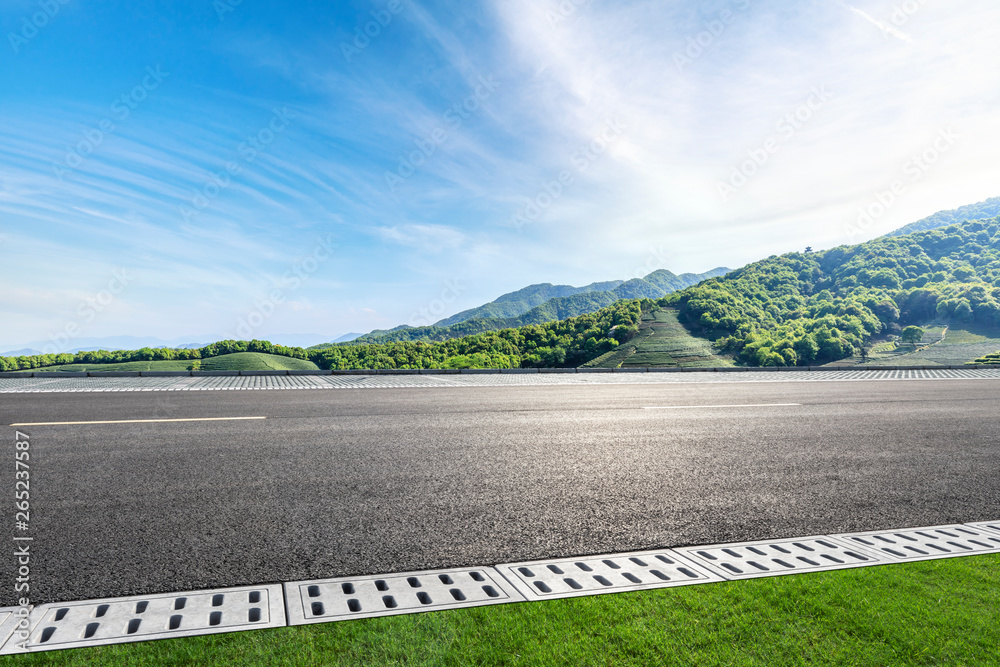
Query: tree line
1,301,645,371
0,339,309,372
665,217,1000,366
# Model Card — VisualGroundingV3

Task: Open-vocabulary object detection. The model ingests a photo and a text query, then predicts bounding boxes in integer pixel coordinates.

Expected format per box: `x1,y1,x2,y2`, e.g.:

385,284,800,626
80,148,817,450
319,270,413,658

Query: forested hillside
885,197,1000,238
667,217,1000,366
309,299,644,369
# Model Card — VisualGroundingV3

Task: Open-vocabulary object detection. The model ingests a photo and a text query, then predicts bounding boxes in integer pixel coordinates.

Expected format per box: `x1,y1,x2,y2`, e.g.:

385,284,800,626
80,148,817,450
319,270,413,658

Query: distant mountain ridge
885,196,1000,238
340,267,730,345
434,279,624,327
0,348,41,357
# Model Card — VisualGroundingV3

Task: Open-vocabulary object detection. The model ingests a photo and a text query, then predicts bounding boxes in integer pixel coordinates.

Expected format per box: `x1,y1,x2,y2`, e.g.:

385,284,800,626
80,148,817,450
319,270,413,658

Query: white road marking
642,403,801,410
424,375,462,384
9,416,267,426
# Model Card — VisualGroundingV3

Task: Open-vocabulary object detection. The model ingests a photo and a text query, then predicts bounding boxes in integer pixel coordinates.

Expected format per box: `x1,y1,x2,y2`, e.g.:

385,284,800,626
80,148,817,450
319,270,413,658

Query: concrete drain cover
675,536,885,579
967,520,1000,536
495,550,723,600
0,608,24,652
833,524,1000,562
1,585,284,654
285,567,524,625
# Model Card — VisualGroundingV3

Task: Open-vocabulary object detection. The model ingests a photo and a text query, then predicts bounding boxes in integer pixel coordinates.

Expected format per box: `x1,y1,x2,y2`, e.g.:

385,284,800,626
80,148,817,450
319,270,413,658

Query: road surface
3,378,999,605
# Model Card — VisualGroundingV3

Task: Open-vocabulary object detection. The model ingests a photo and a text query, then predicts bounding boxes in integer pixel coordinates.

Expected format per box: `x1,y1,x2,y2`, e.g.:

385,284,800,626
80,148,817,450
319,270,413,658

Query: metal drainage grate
966,520,1000,536
0,585,284,654
675,535,885,579
833,524,1000,562
284,567,524,625
495,550,723,600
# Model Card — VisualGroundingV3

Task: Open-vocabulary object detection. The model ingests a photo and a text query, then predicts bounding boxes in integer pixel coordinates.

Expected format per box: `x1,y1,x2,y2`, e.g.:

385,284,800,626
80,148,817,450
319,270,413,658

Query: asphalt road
3,379,999,605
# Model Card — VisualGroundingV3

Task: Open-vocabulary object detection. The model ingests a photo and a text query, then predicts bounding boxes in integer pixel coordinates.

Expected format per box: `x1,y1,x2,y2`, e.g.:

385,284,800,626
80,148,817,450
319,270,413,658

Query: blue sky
2,0,1000,350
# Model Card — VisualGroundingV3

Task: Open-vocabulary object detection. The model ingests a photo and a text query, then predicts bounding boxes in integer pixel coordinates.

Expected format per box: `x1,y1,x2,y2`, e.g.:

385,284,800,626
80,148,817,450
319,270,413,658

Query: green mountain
343,268,729,345
434,269,729,327
667,216,1000,366
434,279,623,326
885,196,1000,238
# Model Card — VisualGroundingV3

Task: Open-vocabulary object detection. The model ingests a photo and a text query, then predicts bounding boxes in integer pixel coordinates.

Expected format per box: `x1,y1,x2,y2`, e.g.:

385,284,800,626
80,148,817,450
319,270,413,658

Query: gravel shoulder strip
1,368,999,393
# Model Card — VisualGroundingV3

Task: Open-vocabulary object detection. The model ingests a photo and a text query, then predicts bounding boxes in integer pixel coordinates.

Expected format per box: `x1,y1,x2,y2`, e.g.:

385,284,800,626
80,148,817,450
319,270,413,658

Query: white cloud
374,224,468,253
847,5,913,42
481,0,1000,266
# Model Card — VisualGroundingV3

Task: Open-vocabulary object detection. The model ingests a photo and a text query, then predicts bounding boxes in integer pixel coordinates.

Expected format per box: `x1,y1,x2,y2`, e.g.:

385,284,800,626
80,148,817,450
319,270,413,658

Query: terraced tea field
834,324,949,367
198,352,319,371
583,308,732,368
844,322,1000,367
877,325,1000,366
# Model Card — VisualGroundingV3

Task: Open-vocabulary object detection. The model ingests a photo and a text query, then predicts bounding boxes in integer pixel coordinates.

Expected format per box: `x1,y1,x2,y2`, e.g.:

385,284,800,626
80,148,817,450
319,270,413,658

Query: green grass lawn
6,554,996,666
21,352,319,373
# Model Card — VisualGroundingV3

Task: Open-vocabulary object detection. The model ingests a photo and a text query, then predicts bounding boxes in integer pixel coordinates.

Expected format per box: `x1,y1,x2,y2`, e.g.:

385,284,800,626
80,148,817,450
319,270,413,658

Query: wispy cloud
847,4,912,42
375,224,468,253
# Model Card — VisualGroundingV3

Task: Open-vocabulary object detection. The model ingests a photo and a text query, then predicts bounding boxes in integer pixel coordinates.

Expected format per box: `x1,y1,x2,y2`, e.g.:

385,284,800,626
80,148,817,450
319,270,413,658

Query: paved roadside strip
3,521,998,655
1,368,1000,393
